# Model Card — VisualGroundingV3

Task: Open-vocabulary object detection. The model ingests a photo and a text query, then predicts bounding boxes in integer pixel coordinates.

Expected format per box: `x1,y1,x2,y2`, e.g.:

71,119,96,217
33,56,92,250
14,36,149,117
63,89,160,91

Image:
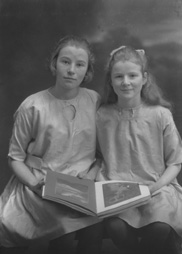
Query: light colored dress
96,103,182,237
0,87,101,247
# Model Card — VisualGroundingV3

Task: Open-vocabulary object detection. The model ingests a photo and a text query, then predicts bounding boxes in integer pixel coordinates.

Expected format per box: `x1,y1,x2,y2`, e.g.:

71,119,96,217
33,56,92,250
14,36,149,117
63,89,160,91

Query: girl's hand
78,165,101,181
148,164,181,195
78,159,102,181
77,170,96,180
148,182,158,195
29,178,45,197
138,182,159,195
8,159,45,197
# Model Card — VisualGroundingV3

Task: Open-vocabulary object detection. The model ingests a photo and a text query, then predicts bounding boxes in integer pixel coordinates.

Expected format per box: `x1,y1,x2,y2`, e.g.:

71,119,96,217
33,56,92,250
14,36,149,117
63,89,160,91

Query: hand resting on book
78,159,102,181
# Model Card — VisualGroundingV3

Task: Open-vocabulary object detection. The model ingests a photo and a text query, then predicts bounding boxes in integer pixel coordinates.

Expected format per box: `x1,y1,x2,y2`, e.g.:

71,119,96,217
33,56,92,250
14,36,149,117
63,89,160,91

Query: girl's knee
104,217,128,234
105,217,120,229
104,218,138,246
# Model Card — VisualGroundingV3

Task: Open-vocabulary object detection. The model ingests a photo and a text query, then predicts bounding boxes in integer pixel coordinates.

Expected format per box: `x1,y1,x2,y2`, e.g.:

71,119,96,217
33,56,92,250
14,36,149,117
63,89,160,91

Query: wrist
150,182,161,194
28,178,39,190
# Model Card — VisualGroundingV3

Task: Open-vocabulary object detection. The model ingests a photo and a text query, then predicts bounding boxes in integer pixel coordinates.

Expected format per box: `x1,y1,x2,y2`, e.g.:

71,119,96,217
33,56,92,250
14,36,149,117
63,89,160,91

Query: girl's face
111,60,147,106
55,45,88,91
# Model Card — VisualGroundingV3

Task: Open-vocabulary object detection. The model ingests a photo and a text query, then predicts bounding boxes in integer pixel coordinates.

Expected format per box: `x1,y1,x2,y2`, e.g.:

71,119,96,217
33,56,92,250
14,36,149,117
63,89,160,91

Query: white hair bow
110,46,145,57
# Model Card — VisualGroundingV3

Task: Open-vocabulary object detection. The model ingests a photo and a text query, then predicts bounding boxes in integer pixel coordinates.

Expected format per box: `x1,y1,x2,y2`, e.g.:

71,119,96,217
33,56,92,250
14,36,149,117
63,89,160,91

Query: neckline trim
47,87,81,103
114,103,143,118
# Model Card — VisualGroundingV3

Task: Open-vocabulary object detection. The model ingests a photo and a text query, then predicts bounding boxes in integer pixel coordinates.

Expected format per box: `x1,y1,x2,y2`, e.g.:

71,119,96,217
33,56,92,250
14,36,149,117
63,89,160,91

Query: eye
129,73,137,78
115,75,123,79
61,59,70,65
76,62,86,68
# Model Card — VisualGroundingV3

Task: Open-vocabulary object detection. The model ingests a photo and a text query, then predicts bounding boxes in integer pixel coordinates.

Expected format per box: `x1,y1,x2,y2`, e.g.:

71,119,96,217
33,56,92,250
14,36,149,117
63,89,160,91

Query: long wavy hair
49,35,95,84
102,46,172,110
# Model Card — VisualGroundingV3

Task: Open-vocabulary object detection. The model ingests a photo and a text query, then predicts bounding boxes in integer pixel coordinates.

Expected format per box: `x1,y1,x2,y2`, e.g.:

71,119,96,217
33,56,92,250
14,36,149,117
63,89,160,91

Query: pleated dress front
0,88,101,247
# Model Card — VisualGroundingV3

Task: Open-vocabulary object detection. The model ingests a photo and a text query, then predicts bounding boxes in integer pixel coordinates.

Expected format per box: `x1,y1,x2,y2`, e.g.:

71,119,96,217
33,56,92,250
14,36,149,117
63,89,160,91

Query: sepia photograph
1,0,182,253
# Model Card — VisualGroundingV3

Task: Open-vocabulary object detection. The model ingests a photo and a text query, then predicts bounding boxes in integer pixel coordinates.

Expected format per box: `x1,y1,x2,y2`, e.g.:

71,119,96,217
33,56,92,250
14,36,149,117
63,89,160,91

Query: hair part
102,46,172,110
49,35,95,83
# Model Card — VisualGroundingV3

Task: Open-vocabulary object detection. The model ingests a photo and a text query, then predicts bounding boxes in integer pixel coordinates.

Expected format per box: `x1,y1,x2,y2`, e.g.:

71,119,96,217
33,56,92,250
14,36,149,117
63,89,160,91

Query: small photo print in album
55,178,89,204
102,182,141,207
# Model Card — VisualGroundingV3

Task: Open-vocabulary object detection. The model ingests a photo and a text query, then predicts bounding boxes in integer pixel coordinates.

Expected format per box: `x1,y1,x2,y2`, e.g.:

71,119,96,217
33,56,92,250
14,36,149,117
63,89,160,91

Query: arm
149,109,182,194
8,158,44,196
149,163,181,194
8,104,44,196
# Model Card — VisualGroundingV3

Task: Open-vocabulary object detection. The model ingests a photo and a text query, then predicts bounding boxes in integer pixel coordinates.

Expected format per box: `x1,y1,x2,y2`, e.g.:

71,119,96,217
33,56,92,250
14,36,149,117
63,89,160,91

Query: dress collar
114,103,144,118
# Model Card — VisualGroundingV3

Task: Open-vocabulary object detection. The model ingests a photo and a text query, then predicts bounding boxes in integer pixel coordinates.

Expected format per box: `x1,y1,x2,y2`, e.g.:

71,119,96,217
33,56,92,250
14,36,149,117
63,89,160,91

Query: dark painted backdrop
1,0,182,193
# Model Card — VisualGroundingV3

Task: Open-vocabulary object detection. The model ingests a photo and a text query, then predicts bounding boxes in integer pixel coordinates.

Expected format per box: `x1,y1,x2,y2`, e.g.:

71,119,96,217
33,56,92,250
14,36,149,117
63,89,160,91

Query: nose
123,76,130,85
68,64,75,75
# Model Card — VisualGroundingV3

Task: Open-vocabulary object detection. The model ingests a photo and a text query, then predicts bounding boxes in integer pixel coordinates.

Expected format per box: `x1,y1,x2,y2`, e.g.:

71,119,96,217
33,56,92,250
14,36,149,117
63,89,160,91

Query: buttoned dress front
0,87,101,247
96,103,182,238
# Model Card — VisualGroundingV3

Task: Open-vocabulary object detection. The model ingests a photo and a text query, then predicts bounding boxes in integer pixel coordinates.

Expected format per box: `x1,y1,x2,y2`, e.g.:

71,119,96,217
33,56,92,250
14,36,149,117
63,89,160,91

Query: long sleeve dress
96,103,182,238
0,87,101,247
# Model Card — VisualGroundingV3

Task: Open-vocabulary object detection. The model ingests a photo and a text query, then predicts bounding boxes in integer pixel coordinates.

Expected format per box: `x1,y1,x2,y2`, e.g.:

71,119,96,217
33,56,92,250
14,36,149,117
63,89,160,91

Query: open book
42,170,151,218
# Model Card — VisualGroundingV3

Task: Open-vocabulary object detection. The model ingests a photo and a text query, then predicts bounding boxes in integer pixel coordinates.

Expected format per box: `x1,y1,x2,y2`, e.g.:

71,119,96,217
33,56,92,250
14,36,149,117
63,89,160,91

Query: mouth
64,77,76,81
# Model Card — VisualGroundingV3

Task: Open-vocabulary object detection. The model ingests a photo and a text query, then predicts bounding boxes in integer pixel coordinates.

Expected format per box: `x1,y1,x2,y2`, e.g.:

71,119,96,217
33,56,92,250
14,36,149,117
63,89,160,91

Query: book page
43,171,97,213
94,180,150,214
103,182,141,207
55,178,89,204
